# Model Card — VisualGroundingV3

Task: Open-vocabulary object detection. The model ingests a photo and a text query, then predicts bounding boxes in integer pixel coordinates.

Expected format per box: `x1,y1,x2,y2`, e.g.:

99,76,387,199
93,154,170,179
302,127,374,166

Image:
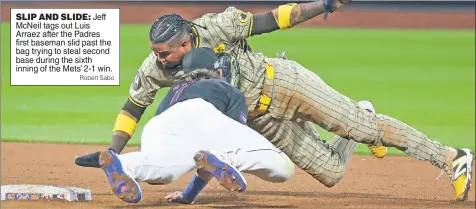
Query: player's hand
165,191,193,204
74,151,101,168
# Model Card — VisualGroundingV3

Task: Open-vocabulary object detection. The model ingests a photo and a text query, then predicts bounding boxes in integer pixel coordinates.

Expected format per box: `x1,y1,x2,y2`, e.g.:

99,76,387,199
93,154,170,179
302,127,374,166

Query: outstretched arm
251,0,349,35
74,100,145,168
108,98,146,153
75,55,162,167
109,65,160,153
165,170,213,204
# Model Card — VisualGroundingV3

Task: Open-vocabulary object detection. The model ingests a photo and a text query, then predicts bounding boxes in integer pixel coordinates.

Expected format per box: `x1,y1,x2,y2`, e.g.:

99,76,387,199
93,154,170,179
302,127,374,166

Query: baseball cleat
358,100,388,159
99,149,142,203
450,148,474,201
193,150,247,193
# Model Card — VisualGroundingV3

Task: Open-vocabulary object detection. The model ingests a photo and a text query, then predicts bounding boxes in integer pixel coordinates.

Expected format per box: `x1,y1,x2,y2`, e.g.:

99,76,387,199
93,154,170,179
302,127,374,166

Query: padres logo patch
236,11,250,23
132,71,141,91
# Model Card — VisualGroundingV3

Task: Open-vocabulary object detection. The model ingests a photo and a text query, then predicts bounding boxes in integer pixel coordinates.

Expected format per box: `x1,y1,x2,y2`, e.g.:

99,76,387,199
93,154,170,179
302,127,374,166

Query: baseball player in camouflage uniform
78,0,473,201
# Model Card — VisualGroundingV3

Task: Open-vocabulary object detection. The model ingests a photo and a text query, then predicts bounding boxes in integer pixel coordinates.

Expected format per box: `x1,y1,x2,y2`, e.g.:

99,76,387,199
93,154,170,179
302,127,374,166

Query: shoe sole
99,150,142,203
457,149,474,201
193,150,247,193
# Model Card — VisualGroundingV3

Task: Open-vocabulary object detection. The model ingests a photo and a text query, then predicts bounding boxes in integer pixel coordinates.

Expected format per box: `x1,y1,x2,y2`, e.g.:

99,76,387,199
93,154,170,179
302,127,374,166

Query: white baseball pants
117,98,295,185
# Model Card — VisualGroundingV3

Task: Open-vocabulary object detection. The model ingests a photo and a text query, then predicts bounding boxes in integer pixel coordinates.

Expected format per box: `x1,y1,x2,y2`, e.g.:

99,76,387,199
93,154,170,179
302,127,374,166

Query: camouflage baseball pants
247,57,455,187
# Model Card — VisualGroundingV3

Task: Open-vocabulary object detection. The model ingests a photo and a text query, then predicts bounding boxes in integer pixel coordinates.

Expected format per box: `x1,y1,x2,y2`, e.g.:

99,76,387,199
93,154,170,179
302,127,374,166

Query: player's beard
158,60,180,70
164,62,179,68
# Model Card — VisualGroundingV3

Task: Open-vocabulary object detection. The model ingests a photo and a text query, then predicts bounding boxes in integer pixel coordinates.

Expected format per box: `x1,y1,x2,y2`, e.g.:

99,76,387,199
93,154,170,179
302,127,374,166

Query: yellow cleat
367,144,387,158
450,148,474,201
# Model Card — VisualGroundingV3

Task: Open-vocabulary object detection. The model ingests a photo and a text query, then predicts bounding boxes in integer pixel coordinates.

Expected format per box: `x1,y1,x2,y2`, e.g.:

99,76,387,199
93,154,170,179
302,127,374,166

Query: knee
318,172,345,188
321,178,341,188
270,153,296,183
267,169,295,183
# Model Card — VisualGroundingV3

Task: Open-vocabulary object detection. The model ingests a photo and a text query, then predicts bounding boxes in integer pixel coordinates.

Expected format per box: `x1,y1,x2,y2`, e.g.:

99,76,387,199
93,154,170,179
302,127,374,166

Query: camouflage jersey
129,7,267,113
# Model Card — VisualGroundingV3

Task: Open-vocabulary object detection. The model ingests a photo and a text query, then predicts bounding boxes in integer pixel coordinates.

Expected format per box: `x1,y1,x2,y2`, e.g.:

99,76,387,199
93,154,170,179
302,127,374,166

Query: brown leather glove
74,151,101,168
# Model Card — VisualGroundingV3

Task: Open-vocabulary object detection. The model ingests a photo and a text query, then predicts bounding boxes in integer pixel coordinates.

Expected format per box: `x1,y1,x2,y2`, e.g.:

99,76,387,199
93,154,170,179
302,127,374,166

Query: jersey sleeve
201,6,254,43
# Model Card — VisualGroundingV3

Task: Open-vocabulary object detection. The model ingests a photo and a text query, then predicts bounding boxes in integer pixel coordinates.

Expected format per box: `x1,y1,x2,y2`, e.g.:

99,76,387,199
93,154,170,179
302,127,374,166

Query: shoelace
436,163,454,184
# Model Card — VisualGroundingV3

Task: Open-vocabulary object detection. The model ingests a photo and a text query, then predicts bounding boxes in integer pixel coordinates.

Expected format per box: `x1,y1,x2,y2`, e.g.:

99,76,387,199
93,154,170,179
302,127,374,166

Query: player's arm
75,54,163,168
166,169,213,204
251,0,350,35
74,91,150,167
109,59,162,153
216,0,350,41
108,98,146,154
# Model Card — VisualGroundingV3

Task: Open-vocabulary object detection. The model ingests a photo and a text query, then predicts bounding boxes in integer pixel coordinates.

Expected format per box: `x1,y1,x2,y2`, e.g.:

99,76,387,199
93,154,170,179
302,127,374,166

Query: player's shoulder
189,78,229,90
130,52,180,89
137,52,160,75
224,6,241,13
194,6,249,22
197,79,244,100
192,78,224,86
204,78,231,86
214,79,244,98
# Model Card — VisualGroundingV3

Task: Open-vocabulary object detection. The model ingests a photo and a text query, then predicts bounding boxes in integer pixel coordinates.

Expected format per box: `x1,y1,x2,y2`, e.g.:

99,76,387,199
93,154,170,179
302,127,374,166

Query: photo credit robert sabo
80,74,114,81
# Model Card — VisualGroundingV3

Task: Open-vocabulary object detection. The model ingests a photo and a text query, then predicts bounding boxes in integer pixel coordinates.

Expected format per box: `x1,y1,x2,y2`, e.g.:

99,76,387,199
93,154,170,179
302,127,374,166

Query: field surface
1,2,475,209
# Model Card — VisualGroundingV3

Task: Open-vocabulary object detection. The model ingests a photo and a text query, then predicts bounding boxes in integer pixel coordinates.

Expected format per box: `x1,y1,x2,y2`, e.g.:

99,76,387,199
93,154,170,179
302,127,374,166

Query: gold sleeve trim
113,113,137,136
128,96,146,108
248,13,254,36
277,3,297,29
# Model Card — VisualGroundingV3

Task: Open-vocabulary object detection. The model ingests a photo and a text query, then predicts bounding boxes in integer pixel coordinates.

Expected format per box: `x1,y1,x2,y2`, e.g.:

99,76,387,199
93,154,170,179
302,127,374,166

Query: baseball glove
74,151,101,168
324,0,353,20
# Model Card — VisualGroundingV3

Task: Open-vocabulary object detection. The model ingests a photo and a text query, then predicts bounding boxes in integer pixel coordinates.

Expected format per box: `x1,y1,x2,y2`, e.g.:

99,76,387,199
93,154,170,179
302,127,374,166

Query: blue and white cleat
99,149,142,203
193,150,247,192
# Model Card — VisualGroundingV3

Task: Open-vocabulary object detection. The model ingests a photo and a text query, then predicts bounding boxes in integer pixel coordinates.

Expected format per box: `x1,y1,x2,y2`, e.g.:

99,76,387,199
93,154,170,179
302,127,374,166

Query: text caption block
11,9,120,86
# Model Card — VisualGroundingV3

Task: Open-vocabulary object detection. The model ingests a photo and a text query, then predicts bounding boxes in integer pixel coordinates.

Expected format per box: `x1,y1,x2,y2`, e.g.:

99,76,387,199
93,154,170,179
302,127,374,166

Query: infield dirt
1,142,475,209
1,2,475,209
